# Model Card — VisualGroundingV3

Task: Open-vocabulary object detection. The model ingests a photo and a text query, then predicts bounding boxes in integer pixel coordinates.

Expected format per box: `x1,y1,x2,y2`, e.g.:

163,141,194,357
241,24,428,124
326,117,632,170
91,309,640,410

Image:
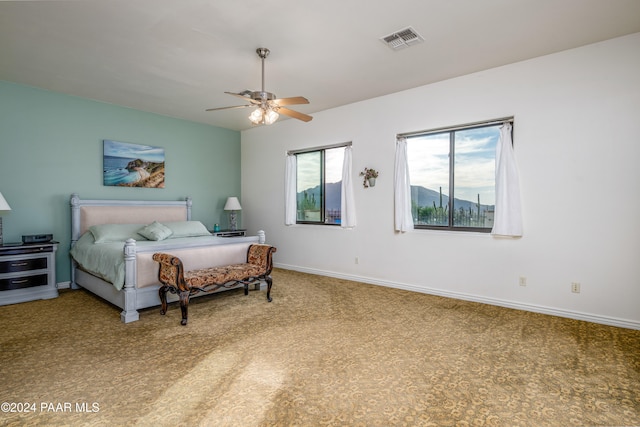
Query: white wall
241,33,640,329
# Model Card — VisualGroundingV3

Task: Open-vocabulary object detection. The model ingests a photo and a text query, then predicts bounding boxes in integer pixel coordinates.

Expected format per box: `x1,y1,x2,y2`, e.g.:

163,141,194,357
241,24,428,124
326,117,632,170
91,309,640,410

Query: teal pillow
89,223,147,243
163,221,211,238
137,221,173,241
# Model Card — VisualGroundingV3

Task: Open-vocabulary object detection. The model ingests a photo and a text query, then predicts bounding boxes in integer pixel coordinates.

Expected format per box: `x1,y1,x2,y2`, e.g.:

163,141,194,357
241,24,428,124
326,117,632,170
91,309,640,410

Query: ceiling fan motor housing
251,91,276,102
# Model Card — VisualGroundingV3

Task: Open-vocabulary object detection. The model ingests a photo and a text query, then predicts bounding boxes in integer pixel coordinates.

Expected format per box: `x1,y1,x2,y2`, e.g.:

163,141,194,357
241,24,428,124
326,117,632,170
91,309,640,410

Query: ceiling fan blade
225,91,260,104
272,96,309,106
278,107,313,122
205,105,252,112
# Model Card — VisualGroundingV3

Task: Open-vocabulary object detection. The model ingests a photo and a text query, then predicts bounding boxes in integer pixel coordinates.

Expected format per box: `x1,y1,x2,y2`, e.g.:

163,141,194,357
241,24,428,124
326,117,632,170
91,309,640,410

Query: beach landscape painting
103,140,165,188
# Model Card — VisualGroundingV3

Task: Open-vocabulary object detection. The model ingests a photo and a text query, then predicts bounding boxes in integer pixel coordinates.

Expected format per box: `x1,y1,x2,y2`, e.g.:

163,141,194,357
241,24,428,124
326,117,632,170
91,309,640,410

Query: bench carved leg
159,285,169,315
266,275,273,302
244,283,249,296
179,291,190,326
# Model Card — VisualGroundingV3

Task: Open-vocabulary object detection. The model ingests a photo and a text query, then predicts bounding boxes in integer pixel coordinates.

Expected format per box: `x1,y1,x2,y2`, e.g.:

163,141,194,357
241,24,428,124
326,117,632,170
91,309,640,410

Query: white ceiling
2,0,639,131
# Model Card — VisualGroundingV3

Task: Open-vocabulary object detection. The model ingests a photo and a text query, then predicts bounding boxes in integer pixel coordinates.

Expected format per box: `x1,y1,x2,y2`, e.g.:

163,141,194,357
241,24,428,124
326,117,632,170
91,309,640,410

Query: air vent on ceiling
381,26,424,51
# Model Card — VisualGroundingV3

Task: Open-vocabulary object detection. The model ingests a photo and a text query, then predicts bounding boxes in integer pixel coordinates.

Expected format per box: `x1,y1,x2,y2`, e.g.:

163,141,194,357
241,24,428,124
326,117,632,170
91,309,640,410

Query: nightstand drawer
0,274,49,291
0,257,48,274
0,242,58,305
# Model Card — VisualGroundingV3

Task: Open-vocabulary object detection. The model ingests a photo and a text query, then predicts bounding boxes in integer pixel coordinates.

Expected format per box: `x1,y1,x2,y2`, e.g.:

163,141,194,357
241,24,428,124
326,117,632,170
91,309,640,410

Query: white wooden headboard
70,193,192,244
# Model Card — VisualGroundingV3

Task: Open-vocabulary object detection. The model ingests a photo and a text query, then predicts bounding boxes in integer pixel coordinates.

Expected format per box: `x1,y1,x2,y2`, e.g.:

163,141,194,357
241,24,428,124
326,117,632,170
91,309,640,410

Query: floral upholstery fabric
153,252,188,292
185,263,264,288
247,244,271,269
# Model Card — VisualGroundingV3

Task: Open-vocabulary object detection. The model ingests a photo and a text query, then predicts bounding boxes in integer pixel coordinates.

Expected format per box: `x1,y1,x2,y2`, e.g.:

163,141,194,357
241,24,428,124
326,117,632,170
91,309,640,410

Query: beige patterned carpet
1,268,639,427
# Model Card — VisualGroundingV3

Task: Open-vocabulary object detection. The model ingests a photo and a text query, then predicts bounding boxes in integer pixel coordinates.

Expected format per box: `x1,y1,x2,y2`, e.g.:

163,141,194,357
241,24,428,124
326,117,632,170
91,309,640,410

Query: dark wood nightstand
0,241,58,305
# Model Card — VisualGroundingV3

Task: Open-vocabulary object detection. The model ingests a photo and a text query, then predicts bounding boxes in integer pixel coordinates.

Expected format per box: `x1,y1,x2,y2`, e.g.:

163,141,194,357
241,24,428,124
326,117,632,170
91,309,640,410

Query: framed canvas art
103,140,165,188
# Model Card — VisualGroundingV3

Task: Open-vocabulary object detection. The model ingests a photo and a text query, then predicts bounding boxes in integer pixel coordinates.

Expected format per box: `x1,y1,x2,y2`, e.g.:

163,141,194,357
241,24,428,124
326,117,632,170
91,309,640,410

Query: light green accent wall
0,81,241,283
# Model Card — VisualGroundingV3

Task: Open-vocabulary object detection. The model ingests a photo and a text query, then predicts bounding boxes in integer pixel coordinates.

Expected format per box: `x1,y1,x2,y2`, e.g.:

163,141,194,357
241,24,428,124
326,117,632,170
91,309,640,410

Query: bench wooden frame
153,244,276,325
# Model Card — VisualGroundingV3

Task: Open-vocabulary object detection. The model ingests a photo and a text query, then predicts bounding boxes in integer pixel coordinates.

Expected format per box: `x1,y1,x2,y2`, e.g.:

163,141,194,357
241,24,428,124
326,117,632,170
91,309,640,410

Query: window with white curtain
290,144,348,225
404,119,513,232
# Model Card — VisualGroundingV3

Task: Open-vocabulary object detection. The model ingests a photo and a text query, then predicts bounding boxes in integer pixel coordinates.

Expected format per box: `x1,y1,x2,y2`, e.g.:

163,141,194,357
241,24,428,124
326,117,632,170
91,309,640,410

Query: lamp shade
0,192,11,211
224,197,242,211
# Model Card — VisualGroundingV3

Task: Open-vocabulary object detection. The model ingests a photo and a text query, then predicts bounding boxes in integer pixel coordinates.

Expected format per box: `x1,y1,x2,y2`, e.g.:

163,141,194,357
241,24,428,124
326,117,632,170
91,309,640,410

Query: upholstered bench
153,244,276,325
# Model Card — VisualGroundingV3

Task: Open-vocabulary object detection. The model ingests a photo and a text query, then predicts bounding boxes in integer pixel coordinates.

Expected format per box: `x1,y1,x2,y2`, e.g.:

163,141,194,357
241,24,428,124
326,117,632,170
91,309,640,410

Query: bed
69,193,265,323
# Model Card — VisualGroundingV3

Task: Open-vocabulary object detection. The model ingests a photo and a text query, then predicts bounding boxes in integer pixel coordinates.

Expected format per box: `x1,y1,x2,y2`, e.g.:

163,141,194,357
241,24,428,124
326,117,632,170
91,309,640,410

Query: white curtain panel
340,146,356,228
284,154,297,226
491,122,523,237
394,137,414,232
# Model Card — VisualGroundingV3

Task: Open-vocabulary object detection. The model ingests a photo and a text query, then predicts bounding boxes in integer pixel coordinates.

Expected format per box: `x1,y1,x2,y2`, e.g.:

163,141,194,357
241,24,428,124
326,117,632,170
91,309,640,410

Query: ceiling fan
206,47,312,125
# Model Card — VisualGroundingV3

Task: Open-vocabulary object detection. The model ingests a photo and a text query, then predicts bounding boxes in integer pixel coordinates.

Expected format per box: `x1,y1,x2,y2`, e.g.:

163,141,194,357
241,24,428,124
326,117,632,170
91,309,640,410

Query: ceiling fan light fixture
249,107,264,124
249,107,279,125
264,108,279,125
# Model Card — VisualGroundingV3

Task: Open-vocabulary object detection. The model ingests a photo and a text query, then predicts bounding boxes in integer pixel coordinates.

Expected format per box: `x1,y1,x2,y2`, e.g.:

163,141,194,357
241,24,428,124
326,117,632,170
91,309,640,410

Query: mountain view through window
296,147,344,225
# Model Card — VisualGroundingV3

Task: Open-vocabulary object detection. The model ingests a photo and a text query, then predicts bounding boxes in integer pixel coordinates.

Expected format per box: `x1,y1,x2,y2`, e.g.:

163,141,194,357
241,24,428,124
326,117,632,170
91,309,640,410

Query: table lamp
224,197,242,231
0,192,11,245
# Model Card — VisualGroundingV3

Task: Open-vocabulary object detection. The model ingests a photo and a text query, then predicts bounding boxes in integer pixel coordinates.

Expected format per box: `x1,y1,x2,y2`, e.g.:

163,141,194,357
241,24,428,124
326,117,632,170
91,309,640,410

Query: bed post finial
186,197,192,221
71,193,81,243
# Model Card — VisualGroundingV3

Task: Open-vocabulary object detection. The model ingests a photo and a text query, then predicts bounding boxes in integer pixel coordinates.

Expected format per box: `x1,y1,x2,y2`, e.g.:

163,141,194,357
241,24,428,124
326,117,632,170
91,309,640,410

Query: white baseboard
274,263,640,331
56,281,71,290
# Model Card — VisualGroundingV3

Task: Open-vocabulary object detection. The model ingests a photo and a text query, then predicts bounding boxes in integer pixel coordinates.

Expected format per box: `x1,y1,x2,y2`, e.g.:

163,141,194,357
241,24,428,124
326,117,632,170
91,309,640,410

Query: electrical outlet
519,276,527,286
571,282,581,293
355,257,359,265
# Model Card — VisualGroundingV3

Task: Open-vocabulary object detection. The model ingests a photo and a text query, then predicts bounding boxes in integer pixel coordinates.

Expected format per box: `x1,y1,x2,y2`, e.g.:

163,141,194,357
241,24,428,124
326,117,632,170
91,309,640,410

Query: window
294,145,346,225
405,120,511,232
